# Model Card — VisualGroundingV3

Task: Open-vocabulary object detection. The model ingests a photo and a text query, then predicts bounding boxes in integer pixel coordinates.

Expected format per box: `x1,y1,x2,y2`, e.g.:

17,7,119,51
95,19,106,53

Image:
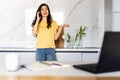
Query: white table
0,62,120,77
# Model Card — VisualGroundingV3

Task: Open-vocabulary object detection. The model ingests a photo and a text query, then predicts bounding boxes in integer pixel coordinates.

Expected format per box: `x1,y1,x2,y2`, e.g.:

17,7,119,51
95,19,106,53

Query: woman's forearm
32,20,39,35
54,24,69,40
54,26,63,40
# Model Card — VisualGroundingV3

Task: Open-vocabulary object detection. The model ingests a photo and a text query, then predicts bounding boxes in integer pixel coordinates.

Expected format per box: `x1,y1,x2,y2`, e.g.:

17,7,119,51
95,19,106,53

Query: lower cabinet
17,52,82,63
56,52,100,63
17,52,99,63
17,52,36,64
0,49,100,64
81,53,100,63
56,53,82,62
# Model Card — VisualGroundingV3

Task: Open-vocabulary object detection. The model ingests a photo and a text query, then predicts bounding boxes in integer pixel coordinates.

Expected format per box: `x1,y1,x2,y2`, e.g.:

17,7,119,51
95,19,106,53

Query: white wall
0,0,104,48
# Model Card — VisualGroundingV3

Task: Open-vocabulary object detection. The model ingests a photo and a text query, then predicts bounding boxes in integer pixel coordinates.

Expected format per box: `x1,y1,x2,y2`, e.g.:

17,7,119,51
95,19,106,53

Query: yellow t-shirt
36,20,58,48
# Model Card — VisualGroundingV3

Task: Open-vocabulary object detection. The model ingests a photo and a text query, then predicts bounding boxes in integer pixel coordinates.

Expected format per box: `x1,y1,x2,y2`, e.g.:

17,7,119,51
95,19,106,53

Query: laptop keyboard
73,63,97,72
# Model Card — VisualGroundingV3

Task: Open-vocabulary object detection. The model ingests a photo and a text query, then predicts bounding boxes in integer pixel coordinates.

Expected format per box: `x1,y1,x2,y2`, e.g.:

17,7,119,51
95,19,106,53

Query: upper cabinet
112,0,120,31
113,0,120,12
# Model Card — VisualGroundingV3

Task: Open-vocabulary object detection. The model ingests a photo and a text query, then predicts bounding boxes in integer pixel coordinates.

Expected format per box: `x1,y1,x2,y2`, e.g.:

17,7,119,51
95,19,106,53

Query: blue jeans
36,48,57,61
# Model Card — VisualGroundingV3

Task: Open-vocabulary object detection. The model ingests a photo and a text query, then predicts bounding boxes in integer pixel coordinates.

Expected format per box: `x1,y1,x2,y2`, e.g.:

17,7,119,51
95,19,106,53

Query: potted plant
66,33,71,48
64,25,86,48
78,25,86,46
72,25,87,48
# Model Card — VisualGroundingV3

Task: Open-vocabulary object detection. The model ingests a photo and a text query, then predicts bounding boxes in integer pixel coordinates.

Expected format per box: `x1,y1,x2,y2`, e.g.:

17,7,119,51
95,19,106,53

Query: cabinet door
17,52,36,64
82,53,100,63
113,0,120,31
0,52,35,65
0,53,10,64
113,0,120,12
56,53,81,62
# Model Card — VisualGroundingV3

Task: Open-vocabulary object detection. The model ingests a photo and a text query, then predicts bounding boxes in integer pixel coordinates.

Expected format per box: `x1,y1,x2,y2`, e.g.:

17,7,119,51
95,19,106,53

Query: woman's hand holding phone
37,12,41,22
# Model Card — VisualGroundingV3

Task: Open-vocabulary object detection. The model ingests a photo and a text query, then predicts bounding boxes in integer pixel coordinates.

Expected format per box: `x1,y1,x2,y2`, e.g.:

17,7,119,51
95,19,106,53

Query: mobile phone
39,12,41,17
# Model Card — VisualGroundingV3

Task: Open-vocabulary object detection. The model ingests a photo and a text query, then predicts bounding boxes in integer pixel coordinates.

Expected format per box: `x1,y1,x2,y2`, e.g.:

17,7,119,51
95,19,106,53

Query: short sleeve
52,21,58,30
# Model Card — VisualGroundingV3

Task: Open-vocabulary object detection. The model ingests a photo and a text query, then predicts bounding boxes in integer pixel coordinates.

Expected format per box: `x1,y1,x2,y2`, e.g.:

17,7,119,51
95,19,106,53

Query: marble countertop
0,47,100,52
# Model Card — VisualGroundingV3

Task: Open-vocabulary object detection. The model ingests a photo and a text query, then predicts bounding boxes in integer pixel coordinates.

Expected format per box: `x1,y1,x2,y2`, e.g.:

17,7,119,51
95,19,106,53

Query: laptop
73,32,120,73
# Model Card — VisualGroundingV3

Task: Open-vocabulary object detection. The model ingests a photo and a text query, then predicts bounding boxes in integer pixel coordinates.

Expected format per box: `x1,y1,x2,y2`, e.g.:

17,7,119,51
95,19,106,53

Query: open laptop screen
73,32,120,73
97,32,120,72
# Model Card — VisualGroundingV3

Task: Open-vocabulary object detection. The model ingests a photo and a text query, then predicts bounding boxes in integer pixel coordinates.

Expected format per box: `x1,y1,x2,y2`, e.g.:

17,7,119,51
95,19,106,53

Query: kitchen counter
0,47,100,53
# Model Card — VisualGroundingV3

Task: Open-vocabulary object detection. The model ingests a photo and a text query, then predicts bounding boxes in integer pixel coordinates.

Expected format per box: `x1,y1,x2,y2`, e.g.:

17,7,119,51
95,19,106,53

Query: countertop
0,47,100,52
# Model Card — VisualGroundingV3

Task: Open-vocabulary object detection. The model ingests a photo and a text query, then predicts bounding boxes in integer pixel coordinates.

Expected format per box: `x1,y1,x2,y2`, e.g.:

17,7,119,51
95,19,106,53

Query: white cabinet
112,0,120,31
113,13,120,30
113,0,120,12
16,52,99,63
0,48,100,64
81,53,100,63
56,53,100,63
17,52,36,65
17,52,82,63
56,48,100,63
0,52,36,65
56,53,81,62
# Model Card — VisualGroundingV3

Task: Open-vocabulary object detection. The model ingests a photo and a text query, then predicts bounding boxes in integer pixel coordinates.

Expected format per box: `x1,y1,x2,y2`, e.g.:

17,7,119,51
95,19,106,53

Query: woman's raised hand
37,11,41,21
61,24,69,28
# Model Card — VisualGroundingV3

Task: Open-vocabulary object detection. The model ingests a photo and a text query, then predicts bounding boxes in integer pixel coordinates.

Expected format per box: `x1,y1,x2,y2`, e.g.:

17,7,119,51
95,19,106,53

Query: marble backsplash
0,0,104,48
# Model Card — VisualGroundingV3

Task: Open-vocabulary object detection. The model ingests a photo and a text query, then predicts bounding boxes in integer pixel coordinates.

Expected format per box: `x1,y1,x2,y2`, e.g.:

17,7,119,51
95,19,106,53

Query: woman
32,3,69,61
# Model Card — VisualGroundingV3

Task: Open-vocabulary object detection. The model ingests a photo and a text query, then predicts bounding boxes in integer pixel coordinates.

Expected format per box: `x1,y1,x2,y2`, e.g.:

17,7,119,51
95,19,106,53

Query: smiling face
41,5,49,17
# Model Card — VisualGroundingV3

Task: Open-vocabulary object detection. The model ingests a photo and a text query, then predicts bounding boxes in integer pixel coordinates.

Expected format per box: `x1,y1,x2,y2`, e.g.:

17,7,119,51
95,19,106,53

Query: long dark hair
32,3,52,29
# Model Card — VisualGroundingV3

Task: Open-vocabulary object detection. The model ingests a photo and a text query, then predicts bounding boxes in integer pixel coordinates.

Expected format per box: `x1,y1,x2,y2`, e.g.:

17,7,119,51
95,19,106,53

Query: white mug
5,53,19,71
